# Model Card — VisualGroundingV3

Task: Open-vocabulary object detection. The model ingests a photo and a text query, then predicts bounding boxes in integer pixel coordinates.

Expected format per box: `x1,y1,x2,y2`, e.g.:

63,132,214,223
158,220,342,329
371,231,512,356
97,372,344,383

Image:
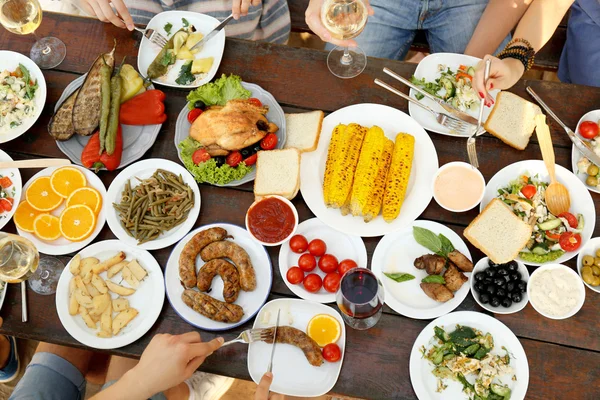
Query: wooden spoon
535,114,570,215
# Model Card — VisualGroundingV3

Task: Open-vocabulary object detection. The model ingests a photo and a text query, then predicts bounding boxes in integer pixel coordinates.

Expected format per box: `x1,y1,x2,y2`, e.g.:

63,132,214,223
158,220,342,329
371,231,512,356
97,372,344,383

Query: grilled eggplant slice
48,88,79,141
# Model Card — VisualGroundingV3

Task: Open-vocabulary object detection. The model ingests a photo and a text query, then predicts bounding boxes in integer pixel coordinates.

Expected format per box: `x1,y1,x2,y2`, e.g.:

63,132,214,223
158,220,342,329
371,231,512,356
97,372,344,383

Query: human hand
305,0,374,47
254,372,285,400
232,0,262,20
78,0,134,31
473,55,525,107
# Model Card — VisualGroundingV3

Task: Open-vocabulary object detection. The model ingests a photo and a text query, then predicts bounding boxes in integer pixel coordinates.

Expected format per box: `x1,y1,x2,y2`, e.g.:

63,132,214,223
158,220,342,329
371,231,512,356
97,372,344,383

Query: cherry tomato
521,184,536,199
558,212,578,229
187,108,203,123
244,153,258,166
192,148,211,165
545,231,561,241
286,267,304,285
318,254,338,273
303,273,322,293
248,98,262,107
322,343,341,362
308,239,327,257
559,232,582,252
260,133,278,150
579,121,599,140
323,272,341,293
289,235,308,253
0,176,12,188
0,198,12,212
338,259,357,276
298,253,317,272
226,151,243,167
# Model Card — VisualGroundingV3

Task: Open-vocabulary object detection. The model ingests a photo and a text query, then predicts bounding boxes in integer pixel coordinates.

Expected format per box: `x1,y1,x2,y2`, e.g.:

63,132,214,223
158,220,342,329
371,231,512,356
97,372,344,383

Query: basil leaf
438,234,455,257
182,17,189,27
164,22,173,35
413,226,443,255
384,272,415,283
422,275,446,284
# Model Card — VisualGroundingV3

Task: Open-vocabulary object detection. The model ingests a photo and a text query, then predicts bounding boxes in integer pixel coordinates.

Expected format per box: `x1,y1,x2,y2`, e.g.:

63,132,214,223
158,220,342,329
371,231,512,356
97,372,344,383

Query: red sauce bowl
245,195,298,246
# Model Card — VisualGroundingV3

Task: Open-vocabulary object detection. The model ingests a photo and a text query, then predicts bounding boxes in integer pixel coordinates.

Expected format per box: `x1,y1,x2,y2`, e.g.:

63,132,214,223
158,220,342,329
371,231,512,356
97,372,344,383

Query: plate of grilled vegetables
300,103,438,237
371,220,473,319
164,223,273,331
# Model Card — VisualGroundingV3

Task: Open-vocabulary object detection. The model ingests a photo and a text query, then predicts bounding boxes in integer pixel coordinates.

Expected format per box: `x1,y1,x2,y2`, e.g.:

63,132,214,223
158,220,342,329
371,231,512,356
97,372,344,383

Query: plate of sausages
164,223,272,331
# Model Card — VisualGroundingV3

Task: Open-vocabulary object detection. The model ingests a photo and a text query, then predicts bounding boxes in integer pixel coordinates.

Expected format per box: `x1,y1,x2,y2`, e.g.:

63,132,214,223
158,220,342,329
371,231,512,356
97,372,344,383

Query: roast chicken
189,99,279,156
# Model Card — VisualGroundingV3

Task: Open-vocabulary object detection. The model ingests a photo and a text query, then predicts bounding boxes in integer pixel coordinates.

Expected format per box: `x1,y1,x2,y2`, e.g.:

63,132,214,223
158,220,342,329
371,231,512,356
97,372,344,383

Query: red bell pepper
455,72,472,81
119,89,167,125
81,125,123,171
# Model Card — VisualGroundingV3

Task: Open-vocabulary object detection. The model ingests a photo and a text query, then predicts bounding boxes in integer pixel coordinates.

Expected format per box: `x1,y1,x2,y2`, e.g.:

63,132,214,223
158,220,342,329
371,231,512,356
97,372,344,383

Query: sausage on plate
179,227,231,288
197,259,240,303
264,326,324,367
200,240,256,291
182,289,244,323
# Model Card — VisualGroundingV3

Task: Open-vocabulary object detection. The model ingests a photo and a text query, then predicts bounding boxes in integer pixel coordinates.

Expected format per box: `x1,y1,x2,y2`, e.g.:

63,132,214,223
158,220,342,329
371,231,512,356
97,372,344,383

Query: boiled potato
173,31,189,56
86,283,100,297
106,281,136,296
80,257,99,277
101,301,112,334
107,261,129,279
92,293,111,315
112,298,129,312
74,289,93,308
121,267,140,288
176,47,194,60
69,291,79,316
91,274,108,294
127,260,147,281
69,254,81,275
185,32,204,52
93,252,126,274
191,57,214,74
112,308,139,335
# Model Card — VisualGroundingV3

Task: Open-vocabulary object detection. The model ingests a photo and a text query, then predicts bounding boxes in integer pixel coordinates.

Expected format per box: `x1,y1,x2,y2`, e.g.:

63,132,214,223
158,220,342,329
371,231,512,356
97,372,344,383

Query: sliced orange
59,205,96,242
33,214,62,241
66,187,102,214
13,201,45,232
307,314,341,347
26,176,63,212
50,167,87,198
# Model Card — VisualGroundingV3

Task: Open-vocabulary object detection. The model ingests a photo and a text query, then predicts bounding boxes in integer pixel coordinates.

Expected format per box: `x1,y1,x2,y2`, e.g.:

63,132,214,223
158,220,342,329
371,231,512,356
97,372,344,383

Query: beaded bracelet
496,38,535,72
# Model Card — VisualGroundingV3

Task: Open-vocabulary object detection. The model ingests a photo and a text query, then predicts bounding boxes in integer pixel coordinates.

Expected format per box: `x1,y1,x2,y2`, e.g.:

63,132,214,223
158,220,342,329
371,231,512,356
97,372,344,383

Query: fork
374,79,471,135
221,328,272,348
467,59,491,168
119,19,168,47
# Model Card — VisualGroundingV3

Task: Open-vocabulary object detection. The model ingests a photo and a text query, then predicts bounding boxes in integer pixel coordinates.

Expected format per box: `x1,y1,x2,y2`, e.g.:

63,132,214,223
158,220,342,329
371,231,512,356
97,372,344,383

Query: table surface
1,12,600,400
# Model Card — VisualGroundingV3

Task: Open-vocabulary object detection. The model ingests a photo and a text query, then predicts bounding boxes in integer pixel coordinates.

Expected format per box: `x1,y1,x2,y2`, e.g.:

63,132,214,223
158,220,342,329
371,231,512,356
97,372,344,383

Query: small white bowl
576,236,600,293
245,195,298,247
527,263,586,320
470,257,529,314
431,161,485,212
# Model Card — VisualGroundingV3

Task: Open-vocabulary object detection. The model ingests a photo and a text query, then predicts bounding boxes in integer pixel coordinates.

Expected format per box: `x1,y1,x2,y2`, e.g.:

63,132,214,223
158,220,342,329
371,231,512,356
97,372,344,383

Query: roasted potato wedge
107,261,128,279
74,289,93,308
82,270,93,285
80,257,99,277
69,291,79,316
69,277,77,295
127,260,147,281
106,280,136,296
86,283,100,298
97,331,112,338
101,301,112,334
69,254,81,275
112,308,139,335
79,306,97,329
91,274,108,294
112,298,129,312
92,293,111,315
121,267,140,288
93,252,126,274
74,275,89,296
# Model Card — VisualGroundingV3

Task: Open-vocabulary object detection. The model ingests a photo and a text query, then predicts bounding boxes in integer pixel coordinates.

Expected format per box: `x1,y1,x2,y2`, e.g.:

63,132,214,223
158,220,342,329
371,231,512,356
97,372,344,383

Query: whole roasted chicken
189,99,279,156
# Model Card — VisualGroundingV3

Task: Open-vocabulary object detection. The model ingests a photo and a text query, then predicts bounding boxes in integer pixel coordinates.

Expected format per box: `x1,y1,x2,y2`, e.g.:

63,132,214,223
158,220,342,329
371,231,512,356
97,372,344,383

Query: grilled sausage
182,289,244,323
179,228,231,289
197,259,240,303
200,241,256,291
264,326,324,367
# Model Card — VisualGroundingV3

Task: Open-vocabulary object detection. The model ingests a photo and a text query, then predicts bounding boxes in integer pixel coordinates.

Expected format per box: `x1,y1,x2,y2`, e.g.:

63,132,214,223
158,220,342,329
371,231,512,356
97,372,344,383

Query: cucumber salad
410,64,479,112
0,64,38,134
497,174,584,263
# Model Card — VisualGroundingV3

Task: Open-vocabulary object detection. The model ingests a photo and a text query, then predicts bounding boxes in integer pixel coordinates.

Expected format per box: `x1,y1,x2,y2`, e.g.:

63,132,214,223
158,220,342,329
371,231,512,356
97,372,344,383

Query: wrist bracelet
496,38,535,72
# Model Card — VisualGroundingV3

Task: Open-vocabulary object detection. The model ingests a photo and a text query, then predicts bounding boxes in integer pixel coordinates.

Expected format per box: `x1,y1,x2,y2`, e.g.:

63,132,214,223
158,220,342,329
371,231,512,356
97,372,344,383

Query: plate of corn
300,103,438,237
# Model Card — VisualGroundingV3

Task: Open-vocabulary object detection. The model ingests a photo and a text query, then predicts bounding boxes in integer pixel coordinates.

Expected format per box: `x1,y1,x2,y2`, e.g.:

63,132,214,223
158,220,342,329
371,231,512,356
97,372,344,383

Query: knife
527,86,600,167
190,14,234,52
267,309,281,373
383,67,479,126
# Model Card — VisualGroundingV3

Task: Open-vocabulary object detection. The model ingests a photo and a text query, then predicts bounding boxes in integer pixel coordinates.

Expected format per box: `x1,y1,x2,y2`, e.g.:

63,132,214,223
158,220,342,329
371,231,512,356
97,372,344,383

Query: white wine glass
321,0,369,79
0,0,66,69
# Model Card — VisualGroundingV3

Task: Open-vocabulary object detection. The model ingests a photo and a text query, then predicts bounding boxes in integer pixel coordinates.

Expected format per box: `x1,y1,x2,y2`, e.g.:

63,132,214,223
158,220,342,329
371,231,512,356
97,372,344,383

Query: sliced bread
484,91,542,150
254,148,301,200
464,198,532,264
283,111,324,152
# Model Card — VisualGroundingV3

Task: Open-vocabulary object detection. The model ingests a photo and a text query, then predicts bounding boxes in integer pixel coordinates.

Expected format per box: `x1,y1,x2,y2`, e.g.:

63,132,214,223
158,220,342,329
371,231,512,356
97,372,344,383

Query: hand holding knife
190,14,234,52
267,309,281,373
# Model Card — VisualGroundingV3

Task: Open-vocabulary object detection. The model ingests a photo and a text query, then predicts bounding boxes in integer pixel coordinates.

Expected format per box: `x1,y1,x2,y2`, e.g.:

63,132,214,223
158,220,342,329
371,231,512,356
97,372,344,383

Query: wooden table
1,12,600,400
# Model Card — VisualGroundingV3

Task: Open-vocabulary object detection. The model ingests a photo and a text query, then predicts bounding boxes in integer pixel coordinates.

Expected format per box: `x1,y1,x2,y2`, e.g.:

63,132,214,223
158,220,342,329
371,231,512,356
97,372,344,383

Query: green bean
99,56,112,154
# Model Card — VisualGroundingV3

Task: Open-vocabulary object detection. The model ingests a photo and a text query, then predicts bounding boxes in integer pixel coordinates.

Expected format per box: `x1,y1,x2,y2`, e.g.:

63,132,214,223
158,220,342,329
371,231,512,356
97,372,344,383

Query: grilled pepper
119,90,167,125
81,125,123,171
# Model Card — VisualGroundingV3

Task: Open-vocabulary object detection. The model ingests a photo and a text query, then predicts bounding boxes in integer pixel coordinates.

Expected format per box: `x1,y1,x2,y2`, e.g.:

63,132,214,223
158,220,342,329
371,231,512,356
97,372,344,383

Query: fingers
188,337,224,358
78,0,96,17
178,331,202,343
251,0,262,5
473,54,493,100
364,0,375,15
305,12,357,47
254,372,273,400
232,0,242,19
111,0,134,31
240,0,251,16
89,0,108,23
184,355,207,377
97,0,126,28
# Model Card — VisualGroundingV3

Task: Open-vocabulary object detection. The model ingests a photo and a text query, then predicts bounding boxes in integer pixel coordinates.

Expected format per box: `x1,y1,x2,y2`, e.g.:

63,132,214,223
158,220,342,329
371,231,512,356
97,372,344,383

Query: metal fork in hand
467,59,492,168
221,328,272,347
374,79,471,135
119,19,168,47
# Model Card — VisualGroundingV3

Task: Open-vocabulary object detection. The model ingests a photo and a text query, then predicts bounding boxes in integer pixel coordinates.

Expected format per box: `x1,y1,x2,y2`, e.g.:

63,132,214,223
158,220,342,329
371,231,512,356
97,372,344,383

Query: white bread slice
283,111,324,153
484,91,542,150
254,148,301,200
464,198,533,264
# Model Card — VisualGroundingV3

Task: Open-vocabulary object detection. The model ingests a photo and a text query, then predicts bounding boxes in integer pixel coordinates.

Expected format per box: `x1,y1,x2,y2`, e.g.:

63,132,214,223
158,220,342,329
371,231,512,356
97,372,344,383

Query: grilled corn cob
323,124,346,206
363,138,393,222
382,133,415,223
349,126,386,217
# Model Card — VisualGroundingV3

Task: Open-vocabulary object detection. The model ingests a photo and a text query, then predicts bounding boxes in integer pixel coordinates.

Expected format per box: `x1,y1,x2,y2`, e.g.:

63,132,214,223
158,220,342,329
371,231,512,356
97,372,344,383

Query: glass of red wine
336,267,384,330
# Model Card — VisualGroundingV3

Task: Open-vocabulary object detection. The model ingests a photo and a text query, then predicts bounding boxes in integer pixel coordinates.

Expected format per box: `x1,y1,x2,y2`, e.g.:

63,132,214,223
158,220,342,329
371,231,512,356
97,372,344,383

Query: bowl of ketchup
245,195,298,246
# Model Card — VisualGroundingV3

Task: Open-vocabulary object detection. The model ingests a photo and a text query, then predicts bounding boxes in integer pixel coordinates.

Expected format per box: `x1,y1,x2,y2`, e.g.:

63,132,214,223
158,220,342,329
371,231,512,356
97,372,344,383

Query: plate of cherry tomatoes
278,218,367,303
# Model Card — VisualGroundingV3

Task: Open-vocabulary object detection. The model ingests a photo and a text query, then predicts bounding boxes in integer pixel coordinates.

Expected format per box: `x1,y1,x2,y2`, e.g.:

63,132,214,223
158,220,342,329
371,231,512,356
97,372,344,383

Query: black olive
252,143,262,153
485,268,496,278
194,100,206,110
214,156,226,167
507,261,518,271
475,272,485,282
488,259,500,268
497,268,509,276
515,271,522,280
496,288,507,298
511,292,522,303
482,278,493,286
493,277,506,287
240,147,252,158
506,282,516,293
475,282,485,293
501,297,513,308
256,120,269,131
517,280,527,293
490,297,501,307
479,293,490,304
486,285,496,295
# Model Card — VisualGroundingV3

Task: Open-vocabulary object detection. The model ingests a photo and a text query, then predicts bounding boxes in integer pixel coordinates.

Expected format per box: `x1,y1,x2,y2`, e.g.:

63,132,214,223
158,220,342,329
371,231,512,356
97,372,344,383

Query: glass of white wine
0,0,66,69
321,0,369,79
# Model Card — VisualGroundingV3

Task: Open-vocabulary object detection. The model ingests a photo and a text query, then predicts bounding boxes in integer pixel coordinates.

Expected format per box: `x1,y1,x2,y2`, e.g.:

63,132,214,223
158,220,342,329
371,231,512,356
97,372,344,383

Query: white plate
55,240,165,349
105,159,200,250
0,51,47,144
481,160,596,266
371,220,472,319
570,109,600,194
164,223,272,331
248,298,346,397
138,11,225,89
174,82,287,187
54,75,162,170
576,237,600,293
527,263,585,319
278,218,367,304
408,53,499,136
0,149,22,230
16,166,106,256
410,311,529,400
300,103,438,237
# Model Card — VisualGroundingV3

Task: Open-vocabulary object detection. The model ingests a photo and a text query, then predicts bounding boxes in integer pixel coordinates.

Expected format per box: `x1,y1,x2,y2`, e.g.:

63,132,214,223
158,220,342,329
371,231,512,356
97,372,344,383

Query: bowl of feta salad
481,160,595,266
572,109,600,193
0,51,46,144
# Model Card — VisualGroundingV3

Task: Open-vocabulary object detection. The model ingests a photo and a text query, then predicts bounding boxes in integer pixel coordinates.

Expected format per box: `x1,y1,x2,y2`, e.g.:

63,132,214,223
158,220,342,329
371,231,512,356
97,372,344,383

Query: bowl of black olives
470,257,529,314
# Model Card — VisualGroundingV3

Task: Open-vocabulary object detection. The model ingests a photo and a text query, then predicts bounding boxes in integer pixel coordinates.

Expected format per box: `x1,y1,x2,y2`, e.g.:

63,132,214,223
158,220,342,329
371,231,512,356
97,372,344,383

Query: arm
77,0,134,30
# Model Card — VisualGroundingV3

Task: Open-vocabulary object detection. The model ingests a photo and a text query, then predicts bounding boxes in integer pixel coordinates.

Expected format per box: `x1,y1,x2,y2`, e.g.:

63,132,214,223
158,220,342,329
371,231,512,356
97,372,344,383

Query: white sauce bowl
431,161,485,213
527,263,585,320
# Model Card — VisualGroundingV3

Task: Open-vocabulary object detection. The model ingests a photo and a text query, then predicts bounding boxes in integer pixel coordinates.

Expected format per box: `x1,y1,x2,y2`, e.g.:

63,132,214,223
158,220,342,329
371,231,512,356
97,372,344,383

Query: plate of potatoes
55,240,165,349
